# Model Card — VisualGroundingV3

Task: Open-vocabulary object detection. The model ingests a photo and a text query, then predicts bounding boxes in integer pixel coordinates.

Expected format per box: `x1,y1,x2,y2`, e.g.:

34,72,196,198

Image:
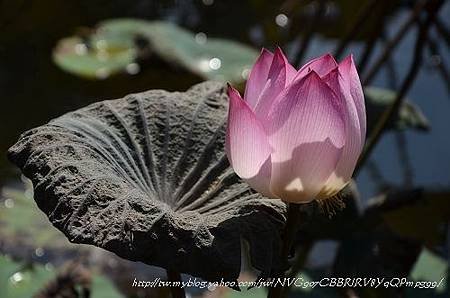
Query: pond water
0,0,449,203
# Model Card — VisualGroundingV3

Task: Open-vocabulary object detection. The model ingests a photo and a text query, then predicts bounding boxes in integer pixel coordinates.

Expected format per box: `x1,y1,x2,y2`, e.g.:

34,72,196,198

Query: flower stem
267,203,304,298
355,0,444,175
167,269,185,298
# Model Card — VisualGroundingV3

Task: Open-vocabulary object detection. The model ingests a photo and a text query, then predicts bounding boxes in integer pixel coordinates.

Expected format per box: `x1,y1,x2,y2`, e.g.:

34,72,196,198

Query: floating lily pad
0,255,123,298
0,256,54,298
0,184,75,252
8,81,285,282
364,86,430,133
404,248,449,297
53,19,259,83
90,274,124,298
53,35,137,80
225,287,266,298
410,248,448,284
108,19,258,83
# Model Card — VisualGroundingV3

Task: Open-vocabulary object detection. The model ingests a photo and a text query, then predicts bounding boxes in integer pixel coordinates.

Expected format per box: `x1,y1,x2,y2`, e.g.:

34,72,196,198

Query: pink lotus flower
226,48,366,203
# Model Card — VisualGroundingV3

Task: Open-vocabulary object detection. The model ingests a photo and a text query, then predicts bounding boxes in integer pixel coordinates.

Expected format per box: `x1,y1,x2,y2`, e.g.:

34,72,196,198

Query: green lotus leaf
53,19,259,84
364,86,430,132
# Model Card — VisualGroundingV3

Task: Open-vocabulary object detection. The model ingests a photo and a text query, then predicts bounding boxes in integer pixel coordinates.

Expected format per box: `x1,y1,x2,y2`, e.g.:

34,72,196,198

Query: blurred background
0,0,449,297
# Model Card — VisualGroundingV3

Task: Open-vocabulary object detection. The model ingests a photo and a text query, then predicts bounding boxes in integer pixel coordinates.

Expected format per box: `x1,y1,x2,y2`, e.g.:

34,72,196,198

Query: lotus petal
339,55,366,143
268,72,346,202
244,48,274,108
296,53,338,79
252,48,296,120
226,86,273,197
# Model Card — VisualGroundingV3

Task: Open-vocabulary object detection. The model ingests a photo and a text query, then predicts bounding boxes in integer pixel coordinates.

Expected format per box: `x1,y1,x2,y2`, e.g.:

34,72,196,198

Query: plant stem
267,203,304,298
167,269,185,298
434,18,450,48
427,37,450,95
355,0,444,175
334,0,378,59
362,0,428,85
292,0,326,67
280,240,313,298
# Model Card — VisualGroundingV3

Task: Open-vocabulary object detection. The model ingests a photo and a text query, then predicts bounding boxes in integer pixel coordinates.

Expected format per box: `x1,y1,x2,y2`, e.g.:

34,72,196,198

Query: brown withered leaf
8,81,286,282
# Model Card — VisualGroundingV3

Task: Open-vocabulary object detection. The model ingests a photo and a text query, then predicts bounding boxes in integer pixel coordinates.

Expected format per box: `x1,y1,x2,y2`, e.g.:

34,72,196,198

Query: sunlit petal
225,86,272,183
268,71,346,202
244,48,274,109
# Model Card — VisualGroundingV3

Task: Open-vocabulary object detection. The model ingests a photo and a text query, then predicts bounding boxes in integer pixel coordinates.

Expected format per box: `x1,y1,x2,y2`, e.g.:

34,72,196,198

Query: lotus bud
226,47,366,204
